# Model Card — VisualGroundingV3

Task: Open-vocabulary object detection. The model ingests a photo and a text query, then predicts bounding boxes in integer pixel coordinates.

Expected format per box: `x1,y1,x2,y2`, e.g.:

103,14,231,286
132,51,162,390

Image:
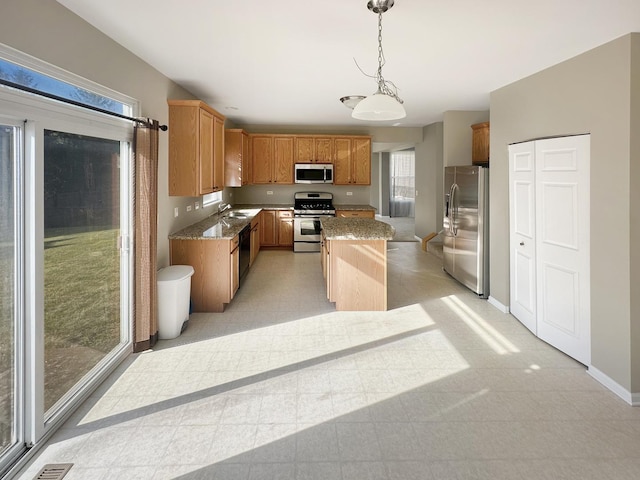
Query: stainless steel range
293,192,335,252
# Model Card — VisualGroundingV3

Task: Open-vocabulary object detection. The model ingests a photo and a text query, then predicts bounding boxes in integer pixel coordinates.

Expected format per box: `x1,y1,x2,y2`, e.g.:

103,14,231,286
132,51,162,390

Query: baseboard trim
488,296,509,313
588,365,639,406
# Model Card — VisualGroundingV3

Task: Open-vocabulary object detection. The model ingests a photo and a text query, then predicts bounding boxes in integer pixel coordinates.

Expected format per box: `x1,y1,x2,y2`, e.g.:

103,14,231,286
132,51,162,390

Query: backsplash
230,184,371,205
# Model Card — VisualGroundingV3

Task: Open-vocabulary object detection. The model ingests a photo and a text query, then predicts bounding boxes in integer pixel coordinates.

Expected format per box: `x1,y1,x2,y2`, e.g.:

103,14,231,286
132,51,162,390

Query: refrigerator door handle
450,183,459,236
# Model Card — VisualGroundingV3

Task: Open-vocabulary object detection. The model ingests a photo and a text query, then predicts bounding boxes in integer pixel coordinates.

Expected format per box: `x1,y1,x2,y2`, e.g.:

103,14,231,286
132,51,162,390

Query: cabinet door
260,210,277,246
198,108,214,194
314,137,333,163
242,131,251,185
351,138,371,185
295,136,314,163
224,130,242,187
251,135,273,184
212,115,225,191
336,210,375,219
278,211,293,246
333,137,352,185
250,222,260,266
273,136,294,184
230,241,239,298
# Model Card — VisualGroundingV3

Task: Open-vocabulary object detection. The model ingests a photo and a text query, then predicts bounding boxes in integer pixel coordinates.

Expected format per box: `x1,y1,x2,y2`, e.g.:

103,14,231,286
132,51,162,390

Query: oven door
294,215,329,252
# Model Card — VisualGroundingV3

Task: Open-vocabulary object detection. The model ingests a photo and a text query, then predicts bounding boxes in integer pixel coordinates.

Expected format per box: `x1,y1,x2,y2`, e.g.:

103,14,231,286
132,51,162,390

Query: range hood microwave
294,163,333,184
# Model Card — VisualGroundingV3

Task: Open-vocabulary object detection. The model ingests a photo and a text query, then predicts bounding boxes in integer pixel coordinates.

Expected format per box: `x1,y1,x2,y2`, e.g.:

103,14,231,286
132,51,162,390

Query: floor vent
33,463,73,480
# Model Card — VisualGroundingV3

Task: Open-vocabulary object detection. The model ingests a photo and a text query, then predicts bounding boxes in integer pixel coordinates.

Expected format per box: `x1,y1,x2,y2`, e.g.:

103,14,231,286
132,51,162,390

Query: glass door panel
43,130,122,412
0,123,21,466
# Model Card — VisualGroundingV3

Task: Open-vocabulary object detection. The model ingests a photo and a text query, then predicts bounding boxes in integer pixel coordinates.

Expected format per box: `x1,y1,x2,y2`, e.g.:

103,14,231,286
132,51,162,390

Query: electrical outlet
174,207,179,217
186,205,192,212
267,191,273,195
346,192,353,196
195,201,200,210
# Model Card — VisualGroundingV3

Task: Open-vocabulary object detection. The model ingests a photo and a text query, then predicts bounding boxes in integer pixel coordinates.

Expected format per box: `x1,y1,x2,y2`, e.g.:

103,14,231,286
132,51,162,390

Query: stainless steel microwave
294,163,333,184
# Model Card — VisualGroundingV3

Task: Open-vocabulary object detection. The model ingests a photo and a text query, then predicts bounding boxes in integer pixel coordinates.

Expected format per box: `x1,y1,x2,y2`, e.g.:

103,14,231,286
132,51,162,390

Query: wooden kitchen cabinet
295,136,333,163
335,209,375,219
260,209,293,248
260,209,277,246
169,234,238,313
471,122,490,165
225,128,250,187
333,136,371,185
277,210,293,246
250,215,260,266
168,99,225,196
250,134,294,184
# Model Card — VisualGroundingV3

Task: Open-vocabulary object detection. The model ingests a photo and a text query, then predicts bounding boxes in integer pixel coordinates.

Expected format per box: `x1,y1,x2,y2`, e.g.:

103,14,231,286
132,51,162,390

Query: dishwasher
239,224,251,285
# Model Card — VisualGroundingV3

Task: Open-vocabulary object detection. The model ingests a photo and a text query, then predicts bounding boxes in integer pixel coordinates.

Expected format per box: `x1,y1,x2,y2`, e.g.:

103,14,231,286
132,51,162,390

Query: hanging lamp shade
352,92,406,121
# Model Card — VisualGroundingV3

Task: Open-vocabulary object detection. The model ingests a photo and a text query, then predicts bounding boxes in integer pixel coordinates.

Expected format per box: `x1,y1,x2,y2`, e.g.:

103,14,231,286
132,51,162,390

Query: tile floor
15,243,640,480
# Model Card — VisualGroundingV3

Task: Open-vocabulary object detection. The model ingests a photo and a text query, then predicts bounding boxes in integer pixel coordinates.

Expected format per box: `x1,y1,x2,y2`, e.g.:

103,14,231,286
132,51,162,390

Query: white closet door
535,135,590,365
509,142,537,334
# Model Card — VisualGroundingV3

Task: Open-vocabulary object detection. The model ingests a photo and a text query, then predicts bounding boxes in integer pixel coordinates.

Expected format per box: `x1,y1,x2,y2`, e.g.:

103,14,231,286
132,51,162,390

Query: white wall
490,33,639,394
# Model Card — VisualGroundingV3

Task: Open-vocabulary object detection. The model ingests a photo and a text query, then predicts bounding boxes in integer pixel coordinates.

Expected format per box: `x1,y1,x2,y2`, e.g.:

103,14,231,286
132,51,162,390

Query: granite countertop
169,207,263,240
333,204,376,211
321,217,395,241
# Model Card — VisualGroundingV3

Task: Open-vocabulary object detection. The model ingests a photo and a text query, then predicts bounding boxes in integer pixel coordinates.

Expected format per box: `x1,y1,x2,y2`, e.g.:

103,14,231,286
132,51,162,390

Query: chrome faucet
218,202,231,215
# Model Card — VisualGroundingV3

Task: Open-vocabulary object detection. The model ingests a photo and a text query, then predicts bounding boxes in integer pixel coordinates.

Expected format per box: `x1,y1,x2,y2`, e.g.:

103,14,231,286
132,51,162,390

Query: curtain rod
0,78,168,130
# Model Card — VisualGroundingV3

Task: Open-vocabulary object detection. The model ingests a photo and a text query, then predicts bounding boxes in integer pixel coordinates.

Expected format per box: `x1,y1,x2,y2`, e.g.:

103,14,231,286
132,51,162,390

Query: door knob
519,241,525,246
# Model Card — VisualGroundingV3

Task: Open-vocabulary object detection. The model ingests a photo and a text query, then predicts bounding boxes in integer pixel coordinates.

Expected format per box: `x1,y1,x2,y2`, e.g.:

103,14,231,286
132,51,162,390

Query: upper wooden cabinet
295,136,333,163
225,129,250,187
168,100,225,196
333,136,372,185
250,134,294,184
471,122,490,165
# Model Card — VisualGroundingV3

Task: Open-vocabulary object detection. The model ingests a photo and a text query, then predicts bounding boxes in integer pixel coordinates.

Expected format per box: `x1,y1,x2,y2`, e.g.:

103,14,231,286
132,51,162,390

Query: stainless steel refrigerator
443,165,489,297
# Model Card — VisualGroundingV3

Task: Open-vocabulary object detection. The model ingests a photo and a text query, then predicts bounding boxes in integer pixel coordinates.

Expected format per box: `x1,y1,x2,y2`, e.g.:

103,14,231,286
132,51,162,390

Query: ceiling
57,0,640,128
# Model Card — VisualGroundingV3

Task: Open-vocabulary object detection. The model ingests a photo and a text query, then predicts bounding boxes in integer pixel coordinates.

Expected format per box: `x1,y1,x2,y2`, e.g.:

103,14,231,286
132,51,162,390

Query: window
0,44,135,475
390,149,415,217
203,191,223,207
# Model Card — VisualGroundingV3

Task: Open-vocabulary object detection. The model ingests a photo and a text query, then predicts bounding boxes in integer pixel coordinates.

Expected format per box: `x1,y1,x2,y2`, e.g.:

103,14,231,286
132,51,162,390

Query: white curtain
389,149,415,217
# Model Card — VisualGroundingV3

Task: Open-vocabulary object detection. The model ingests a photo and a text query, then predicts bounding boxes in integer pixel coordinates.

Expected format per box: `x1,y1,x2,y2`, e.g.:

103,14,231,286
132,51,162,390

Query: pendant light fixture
346,0,406,121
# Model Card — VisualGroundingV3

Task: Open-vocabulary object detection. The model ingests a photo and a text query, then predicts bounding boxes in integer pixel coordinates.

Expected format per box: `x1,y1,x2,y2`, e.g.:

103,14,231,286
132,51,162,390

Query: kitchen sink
224,212,247,219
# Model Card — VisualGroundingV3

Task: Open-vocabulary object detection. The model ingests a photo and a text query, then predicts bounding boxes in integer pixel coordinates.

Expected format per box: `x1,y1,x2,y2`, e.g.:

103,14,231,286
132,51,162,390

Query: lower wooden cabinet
170,235,239,313
335,210,375,219
260,209,293,248
277,210,293,247
250,215,260,266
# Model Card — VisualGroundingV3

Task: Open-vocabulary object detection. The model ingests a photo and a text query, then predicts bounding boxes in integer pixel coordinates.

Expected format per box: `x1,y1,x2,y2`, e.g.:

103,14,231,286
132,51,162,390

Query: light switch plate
174,207,179,217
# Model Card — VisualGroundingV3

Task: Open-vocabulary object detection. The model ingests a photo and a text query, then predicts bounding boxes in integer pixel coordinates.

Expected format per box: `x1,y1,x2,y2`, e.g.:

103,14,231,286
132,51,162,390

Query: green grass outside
44,227,121,409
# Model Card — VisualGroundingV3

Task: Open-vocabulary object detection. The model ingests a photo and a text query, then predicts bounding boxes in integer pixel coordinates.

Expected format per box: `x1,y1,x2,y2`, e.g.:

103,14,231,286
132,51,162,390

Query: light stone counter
169,205,294,240
321,217,395,241
333,204,377,212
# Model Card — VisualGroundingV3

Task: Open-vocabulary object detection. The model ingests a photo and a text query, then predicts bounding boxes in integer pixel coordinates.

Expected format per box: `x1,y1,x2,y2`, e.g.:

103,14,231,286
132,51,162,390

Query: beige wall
414,122,442,238
630,37,640,393
490,34,638,392
443,111,490,167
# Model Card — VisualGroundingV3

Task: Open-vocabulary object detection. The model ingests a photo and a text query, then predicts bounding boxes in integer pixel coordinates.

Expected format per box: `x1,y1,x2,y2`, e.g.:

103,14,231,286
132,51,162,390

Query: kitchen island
321,217,395,311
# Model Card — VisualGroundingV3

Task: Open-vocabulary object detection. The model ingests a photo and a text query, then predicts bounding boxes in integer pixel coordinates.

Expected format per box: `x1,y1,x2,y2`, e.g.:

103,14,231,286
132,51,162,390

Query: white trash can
157,265,195,339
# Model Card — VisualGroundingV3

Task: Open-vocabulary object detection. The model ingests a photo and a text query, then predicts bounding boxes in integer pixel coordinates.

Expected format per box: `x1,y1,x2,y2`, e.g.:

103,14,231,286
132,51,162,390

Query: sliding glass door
43,130,125,412
0,121,24,471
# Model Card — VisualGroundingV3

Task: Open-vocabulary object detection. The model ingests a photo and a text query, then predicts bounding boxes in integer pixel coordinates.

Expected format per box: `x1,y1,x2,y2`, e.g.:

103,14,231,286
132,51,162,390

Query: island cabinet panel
328,239,387,311
170,237,236,313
